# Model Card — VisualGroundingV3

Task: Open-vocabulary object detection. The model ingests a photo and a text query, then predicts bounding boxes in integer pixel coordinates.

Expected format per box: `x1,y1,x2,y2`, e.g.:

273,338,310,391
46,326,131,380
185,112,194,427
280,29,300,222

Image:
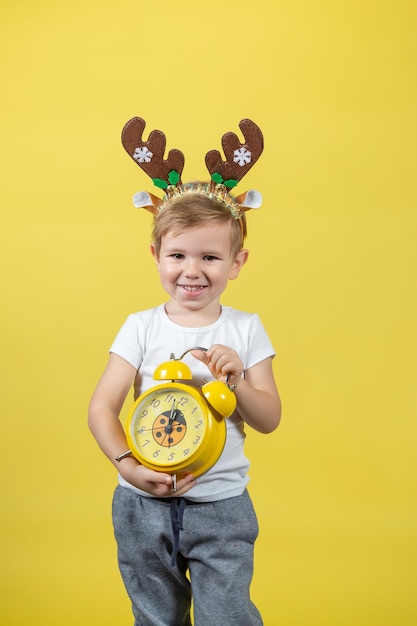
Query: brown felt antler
121,117,185,190
205,119,264,189
122,116,264,216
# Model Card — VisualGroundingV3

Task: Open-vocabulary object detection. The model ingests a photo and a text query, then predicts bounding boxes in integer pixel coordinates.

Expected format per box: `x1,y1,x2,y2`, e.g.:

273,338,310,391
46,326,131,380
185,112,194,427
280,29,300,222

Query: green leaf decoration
168,170,180,185
224,179,238,189
152,178,168,190
211,172,224,184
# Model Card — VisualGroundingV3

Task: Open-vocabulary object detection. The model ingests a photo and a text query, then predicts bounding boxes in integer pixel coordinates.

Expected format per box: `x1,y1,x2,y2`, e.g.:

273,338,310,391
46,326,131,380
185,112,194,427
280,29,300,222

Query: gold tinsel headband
121,117,264,218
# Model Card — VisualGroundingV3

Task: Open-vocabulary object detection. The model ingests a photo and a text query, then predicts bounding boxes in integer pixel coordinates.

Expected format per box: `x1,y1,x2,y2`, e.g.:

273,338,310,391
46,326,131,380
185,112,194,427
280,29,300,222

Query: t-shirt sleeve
245,313,276,370
109,314,143,370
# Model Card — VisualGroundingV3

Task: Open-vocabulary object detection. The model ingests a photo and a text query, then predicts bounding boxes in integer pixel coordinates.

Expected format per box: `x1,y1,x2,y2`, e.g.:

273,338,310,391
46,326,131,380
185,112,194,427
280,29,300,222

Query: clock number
164,393,175,404
137,426,146,434
139,409,149,419
193,436,201,445
142,439,150,447
153,450,160,458
168,453,175,461
194,420,203,429
177,396,189,407
150,399,161,409
183,448,190,457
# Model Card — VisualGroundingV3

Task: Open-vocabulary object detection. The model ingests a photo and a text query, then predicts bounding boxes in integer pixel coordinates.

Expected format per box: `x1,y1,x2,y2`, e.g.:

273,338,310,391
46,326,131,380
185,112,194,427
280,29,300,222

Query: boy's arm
88,353,196,495
88,353,138,466
192,347,281,434
234,357,281,433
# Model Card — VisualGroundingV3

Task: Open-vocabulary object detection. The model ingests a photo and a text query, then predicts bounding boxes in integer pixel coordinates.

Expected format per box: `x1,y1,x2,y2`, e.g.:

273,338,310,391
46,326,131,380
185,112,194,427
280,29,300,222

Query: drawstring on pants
170,498,187,567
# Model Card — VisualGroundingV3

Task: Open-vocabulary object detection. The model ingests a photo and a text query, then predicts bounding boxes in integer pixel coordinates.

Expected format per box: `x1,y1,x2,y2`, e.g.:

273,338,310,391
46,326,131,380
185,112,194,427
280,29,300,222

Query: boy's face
151,222,248,315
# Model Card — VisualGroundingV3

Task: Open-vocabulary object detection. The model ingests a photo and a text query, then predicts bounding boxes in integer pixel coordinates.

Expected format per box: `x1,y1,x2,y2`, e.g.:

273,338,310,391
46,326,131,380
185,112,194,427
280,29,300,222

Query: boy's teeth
184,286,203,292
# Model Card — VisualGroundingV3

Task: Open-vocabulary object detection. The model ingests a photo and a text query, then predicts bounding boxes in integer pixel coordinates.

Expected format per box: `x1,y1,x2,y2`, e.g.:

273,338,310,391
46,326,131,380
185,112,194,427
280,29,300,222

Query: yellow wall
1,1,416,624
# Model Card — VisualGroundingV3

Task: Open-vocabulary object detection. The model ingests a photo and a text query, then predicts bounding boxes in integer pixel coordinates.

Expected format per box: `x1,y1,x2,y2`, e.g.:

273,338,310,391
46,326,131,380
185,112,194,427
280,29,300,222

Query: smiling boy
88,118,281,625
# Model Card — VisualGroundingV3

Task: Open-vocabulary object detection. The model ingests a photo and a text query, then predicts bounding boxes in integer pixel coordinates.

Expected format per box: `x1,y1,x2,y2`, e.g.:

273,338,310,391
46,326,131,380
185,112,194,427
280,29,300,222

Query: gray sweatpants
112,485,263,626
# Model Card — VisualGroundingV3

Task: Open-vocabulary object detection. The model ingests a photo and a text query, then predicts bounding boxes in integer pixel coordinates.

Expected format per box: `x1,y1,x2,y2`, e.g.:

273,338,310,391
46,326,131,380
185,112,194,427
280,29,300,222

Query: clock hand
168,399,177,427
159,400,177,447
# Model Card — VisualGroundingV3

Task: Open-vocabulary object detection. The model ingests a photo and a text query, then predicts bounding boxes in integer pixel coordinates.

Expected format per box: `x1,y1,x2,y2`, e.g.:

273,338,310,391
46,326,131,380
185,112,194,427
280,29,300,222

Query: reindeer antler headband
121,117,264,219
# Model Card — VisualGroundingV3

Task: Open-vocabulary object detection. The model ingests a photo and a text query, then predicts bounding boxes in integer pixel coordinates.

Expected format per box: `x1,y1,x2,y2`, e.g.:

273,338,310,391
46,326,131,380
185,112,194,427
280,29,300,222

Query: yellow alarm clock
123,347,237,483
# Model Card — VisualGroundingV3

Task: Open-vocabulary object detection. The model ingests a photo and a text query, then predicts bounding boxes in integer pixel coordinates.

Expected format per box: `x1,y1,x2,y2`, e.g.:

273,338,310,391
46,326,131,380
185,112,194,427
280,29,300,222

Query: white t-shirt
110,304,275,502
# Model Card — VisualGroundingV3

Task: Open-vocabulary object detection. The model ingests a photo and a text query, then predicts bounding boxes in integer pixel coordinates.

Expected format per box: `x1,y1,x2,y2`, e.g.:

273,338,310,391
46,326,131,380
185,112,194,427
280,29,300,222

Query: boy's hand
192,344,243,388
126,463,196,497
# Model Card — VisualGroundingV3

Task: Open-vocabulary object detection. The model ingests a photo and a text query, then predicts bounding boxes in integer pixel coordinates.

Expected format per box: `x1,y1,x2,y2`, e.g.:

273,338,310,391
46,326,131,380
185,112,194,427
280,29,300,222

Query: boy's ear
229,248,249,280
150,243,159,264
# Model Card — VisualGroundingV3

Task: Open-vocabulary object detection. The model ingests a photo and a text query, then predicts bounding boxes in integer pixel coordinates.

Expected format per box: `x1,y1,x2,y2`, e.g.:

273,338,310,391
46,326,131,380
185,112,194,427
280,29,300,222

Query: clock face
127,384,208,470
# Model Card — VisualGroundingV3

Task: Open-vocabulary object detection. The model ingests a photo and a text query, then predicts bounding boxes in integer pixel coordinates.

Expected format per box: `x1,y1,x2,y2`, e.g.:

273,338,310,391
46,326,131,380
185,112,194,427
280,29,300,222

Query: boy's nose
184,259,200,278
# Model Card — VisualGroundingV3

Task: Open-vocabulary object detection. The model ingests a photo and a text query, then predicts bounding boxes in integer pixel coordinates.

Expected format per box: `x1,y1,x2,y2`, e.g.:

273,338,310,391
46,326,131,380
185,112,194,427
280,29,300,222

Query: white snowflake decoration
233,147,252,167
133,146,153,163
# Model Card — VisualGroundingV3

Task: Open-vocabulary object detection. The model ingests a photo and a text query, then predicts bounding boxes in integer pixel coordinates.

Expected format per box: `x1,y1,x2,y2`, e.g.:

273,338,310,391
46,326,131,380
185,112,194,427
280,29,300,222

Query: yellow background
1,1,416,624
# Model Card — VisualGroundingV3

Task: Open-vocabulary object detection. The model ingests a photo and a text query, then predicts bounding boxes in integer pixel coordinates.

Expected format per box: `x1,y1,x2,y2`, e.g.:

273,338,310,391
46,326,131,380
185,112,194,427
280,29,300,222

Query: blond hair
152,193,247,259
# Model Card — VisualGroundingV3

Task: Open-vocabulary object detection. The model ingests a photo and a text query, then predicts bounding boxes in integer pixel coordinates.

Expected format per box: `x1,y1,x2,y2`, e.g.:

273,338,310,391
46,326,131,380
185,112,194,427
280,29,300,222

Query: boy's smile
179,284,207,296
151,223,248,324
